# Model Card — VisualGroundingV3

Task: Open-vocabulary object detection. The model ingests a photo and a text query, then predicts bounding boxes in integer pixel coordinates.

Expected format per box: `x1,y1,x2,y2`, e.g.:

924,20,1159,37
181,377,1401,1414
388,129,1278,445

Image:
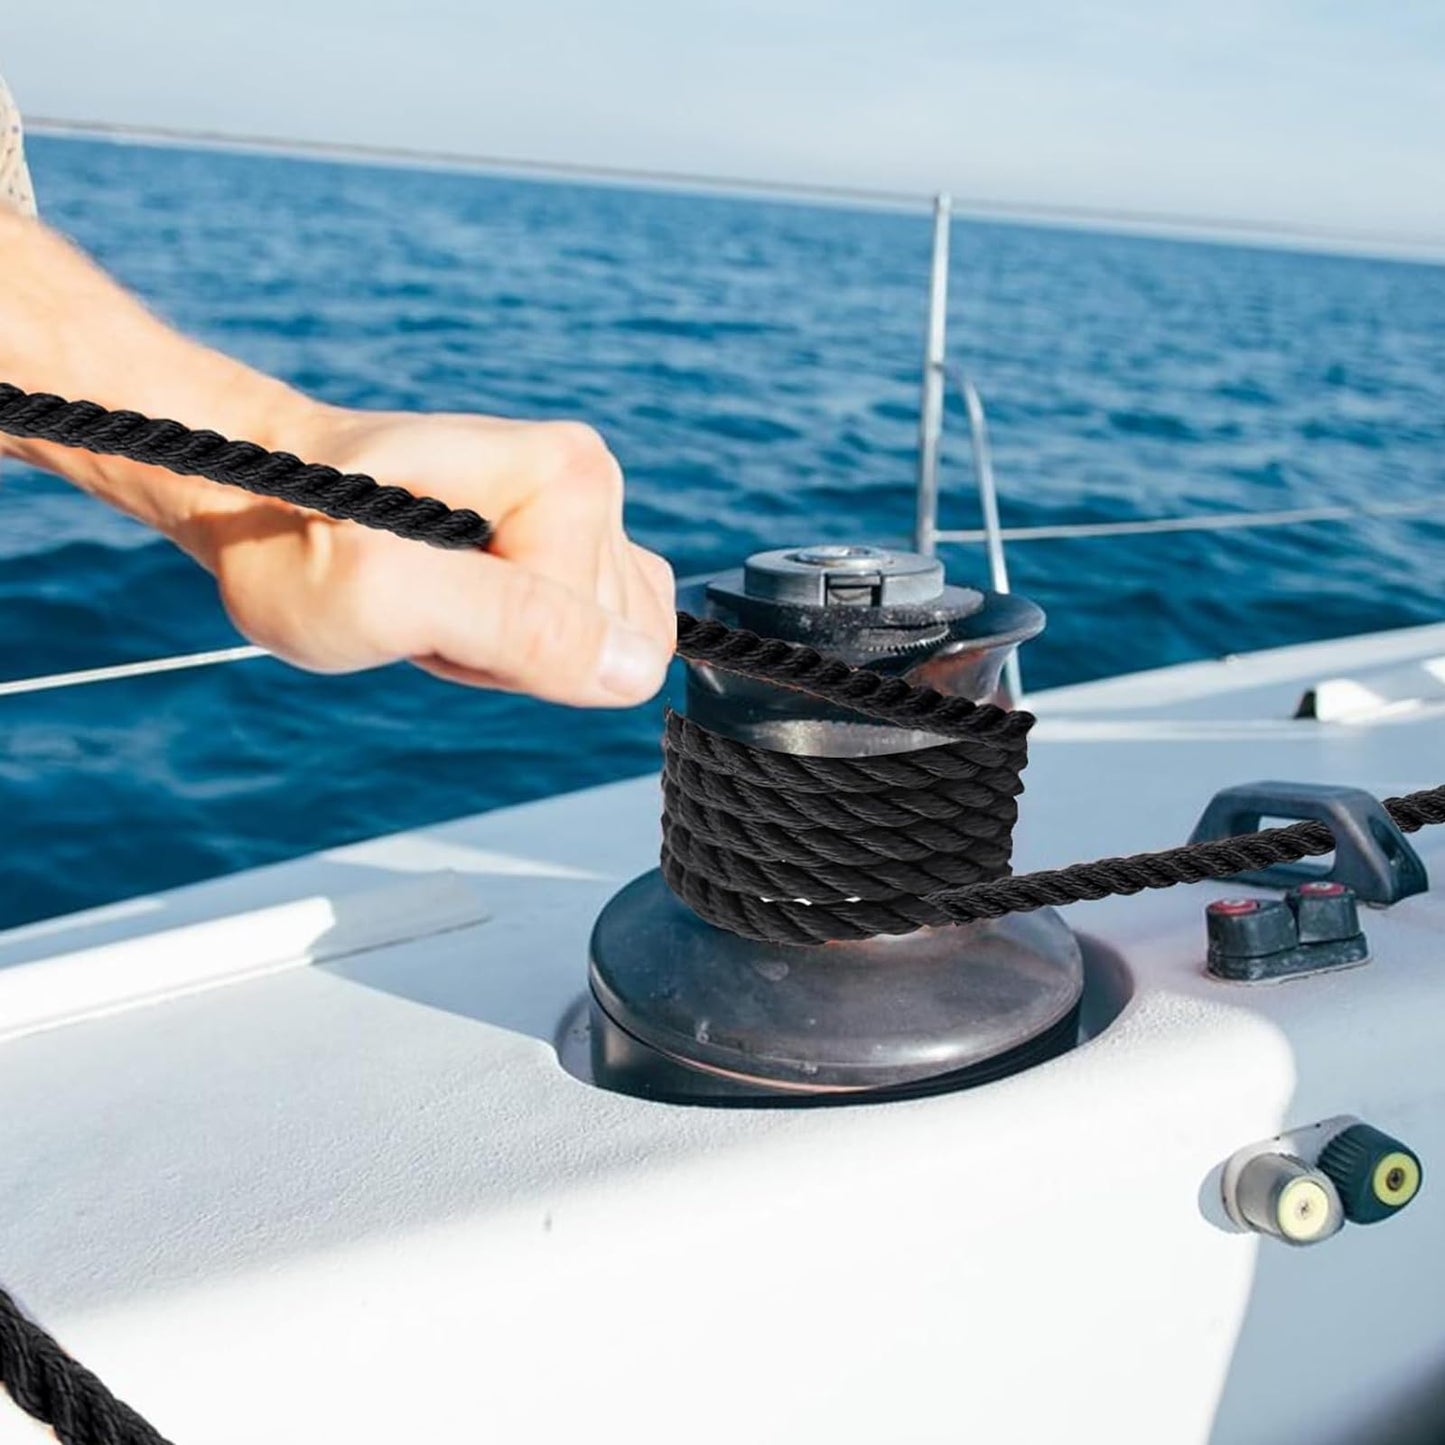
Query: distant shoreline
28,116,1445,269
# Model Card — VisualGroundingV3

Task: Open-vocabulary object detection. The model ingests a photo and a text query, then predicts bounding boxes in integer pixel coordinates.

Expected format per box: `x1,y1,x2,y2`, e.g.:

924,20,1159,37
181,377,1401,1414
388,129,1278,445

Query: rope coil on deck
1,382,1443,1442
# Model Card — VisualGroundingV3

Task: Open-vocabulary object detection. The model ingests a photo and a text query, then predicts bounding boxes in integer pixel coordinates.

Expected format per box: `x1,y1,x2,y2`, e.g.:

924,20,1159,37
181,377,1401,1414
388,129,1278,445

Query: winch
587,542,1085,1104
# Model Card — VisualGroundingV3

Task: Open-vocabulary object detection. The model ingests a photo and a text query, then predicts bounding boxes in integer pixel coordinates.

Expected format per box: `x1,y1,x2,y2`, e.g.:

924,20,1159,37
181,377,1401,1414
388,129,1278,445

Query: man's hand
0,210,675,708
189,406,676,708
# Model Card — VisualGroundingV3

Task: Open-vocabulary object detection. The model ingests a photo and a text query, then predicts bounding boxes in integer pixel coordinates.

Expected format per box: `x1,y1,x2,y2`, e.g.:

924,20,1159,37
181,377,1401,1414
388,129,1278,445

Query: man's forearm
0,209,324,565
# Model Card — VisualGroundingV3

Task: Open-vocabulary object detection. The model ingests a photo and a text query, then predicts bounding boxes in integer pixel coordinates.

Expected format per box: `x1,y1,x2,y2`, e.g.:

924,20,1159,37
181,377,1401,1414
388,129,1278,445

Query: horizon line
27,116,1445,264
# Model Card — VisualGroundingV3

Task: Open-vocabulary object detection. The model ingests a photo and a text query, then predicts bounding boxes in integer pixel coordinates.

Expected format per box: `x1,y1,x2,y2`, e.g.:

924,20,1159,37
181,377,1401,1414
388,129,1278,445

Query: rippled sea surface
3,137,1442,928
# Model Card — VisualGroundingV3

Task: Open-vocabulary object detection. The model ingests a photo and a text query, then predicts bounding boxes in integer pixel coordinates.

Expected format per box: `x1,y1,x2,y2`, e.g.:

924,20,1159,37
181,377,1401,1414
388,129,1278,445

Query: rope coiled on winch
666,613,1037,942
1,383,1443,1444
660,709,1028,944
673,611,1022,734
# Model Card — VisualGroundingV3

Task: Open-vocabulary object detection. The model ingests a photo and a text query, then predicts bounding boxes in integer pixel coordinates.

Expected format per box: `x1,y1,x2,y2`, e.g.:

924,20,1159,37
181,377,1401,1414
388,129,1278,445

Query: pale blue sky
7,1,1443,241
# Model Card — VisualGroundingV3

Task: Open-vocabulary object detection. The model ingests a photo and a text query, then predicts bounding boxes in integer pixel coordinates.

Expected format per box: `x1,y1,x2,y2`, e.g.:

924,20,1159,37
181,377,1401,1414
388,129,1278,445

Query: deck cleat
1289,879,1363,944
588,542,1083,1104
1204,885,1370,982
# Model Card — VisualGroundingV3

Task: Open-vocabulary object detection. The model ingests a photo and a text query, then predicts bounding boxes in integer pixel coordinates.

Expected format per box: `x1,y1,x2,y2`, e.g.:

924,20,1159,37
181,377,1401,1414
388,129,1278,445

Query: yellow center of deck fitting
1372,1151,1421,1207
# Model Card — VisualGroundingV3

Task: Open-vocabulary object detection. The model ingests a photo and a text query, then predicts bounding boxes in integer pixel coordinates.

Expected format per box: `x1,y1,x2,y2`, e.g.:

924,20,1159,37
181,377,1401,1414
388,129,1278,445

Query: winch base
588,871,1084,1105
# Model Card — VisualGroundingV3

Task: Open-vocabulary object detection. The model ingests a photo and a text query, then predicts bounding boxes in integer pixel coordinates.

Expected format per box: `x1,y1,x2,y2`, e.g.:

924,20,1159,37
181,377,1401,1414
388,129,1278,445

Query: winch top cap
741,543,945,608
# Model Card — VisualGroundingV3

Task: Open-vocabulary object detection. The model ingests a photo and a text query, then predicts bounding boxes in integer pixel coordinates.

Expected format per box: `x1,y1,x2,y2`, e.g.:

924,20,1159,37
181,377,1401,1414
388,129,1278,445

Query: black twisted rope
0,386,490,548
661,709,1028,943
0,383,1442,1439
673,612,1025,739
925,787,1445,923
0,1286,171,1445
666,617,1042,942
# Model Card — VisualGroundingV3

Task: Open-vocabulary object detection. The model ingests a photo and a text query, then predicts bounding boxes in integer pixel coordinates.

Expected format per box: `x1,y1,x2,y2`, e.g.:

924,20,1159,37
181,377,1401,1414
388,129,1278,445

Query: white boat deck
2,621,1443,1444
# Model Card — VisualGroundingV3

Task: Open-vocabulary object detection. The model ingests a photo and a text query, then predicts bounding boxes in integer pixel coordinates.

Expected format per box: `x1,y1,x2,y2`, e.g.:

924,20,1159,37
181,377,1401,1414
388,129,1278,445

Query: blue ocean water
2,136,1442,930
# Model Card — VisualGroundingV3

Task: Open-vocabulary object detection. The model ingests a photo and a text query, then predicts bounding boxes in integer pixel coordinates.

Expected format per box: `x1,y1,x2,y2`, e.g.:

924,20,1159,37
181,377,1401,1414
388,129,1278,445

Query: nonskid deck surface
2,622,1443,1444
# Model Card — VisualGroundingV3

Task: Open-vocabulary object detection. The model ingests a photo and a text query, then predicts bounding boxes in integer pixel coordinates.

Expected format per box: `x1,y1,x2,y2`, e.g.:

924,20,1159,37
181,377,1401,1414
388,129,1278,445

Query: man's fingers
251,412,679,708
410,549,670,707
339,415,624,609
621,544,676,652
439,420,621,579
629,544,676,616
411,654,518,693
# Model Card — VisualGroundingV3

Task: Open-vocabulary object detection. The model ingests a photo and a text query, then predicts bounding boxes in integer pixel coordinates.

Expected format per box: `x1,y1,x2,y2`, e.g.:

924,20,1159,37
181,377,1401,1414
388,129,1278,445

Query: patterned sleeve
0,74,37,216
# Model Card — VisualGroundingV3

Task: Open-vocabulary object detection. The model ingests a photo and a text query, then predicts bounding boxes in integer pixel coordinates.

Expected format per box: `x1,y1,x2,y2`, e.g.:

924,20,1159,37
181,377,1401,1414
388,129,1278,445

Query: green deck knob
1318,1123,1423,1224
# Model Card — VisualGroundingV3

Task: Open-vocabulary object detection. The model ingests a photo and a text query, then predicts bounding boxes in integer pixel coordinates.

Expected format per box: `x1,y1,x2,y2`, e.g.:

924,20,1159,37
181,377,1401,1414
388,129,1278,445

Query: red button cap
1210,898,1262,916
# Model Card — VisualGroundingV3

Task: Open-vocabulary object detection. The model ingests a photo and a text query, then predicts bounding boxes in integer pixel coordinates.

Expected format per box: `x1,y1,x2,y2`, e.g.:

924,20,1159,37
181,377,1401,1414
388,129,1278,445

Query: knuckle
543,421,622,497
